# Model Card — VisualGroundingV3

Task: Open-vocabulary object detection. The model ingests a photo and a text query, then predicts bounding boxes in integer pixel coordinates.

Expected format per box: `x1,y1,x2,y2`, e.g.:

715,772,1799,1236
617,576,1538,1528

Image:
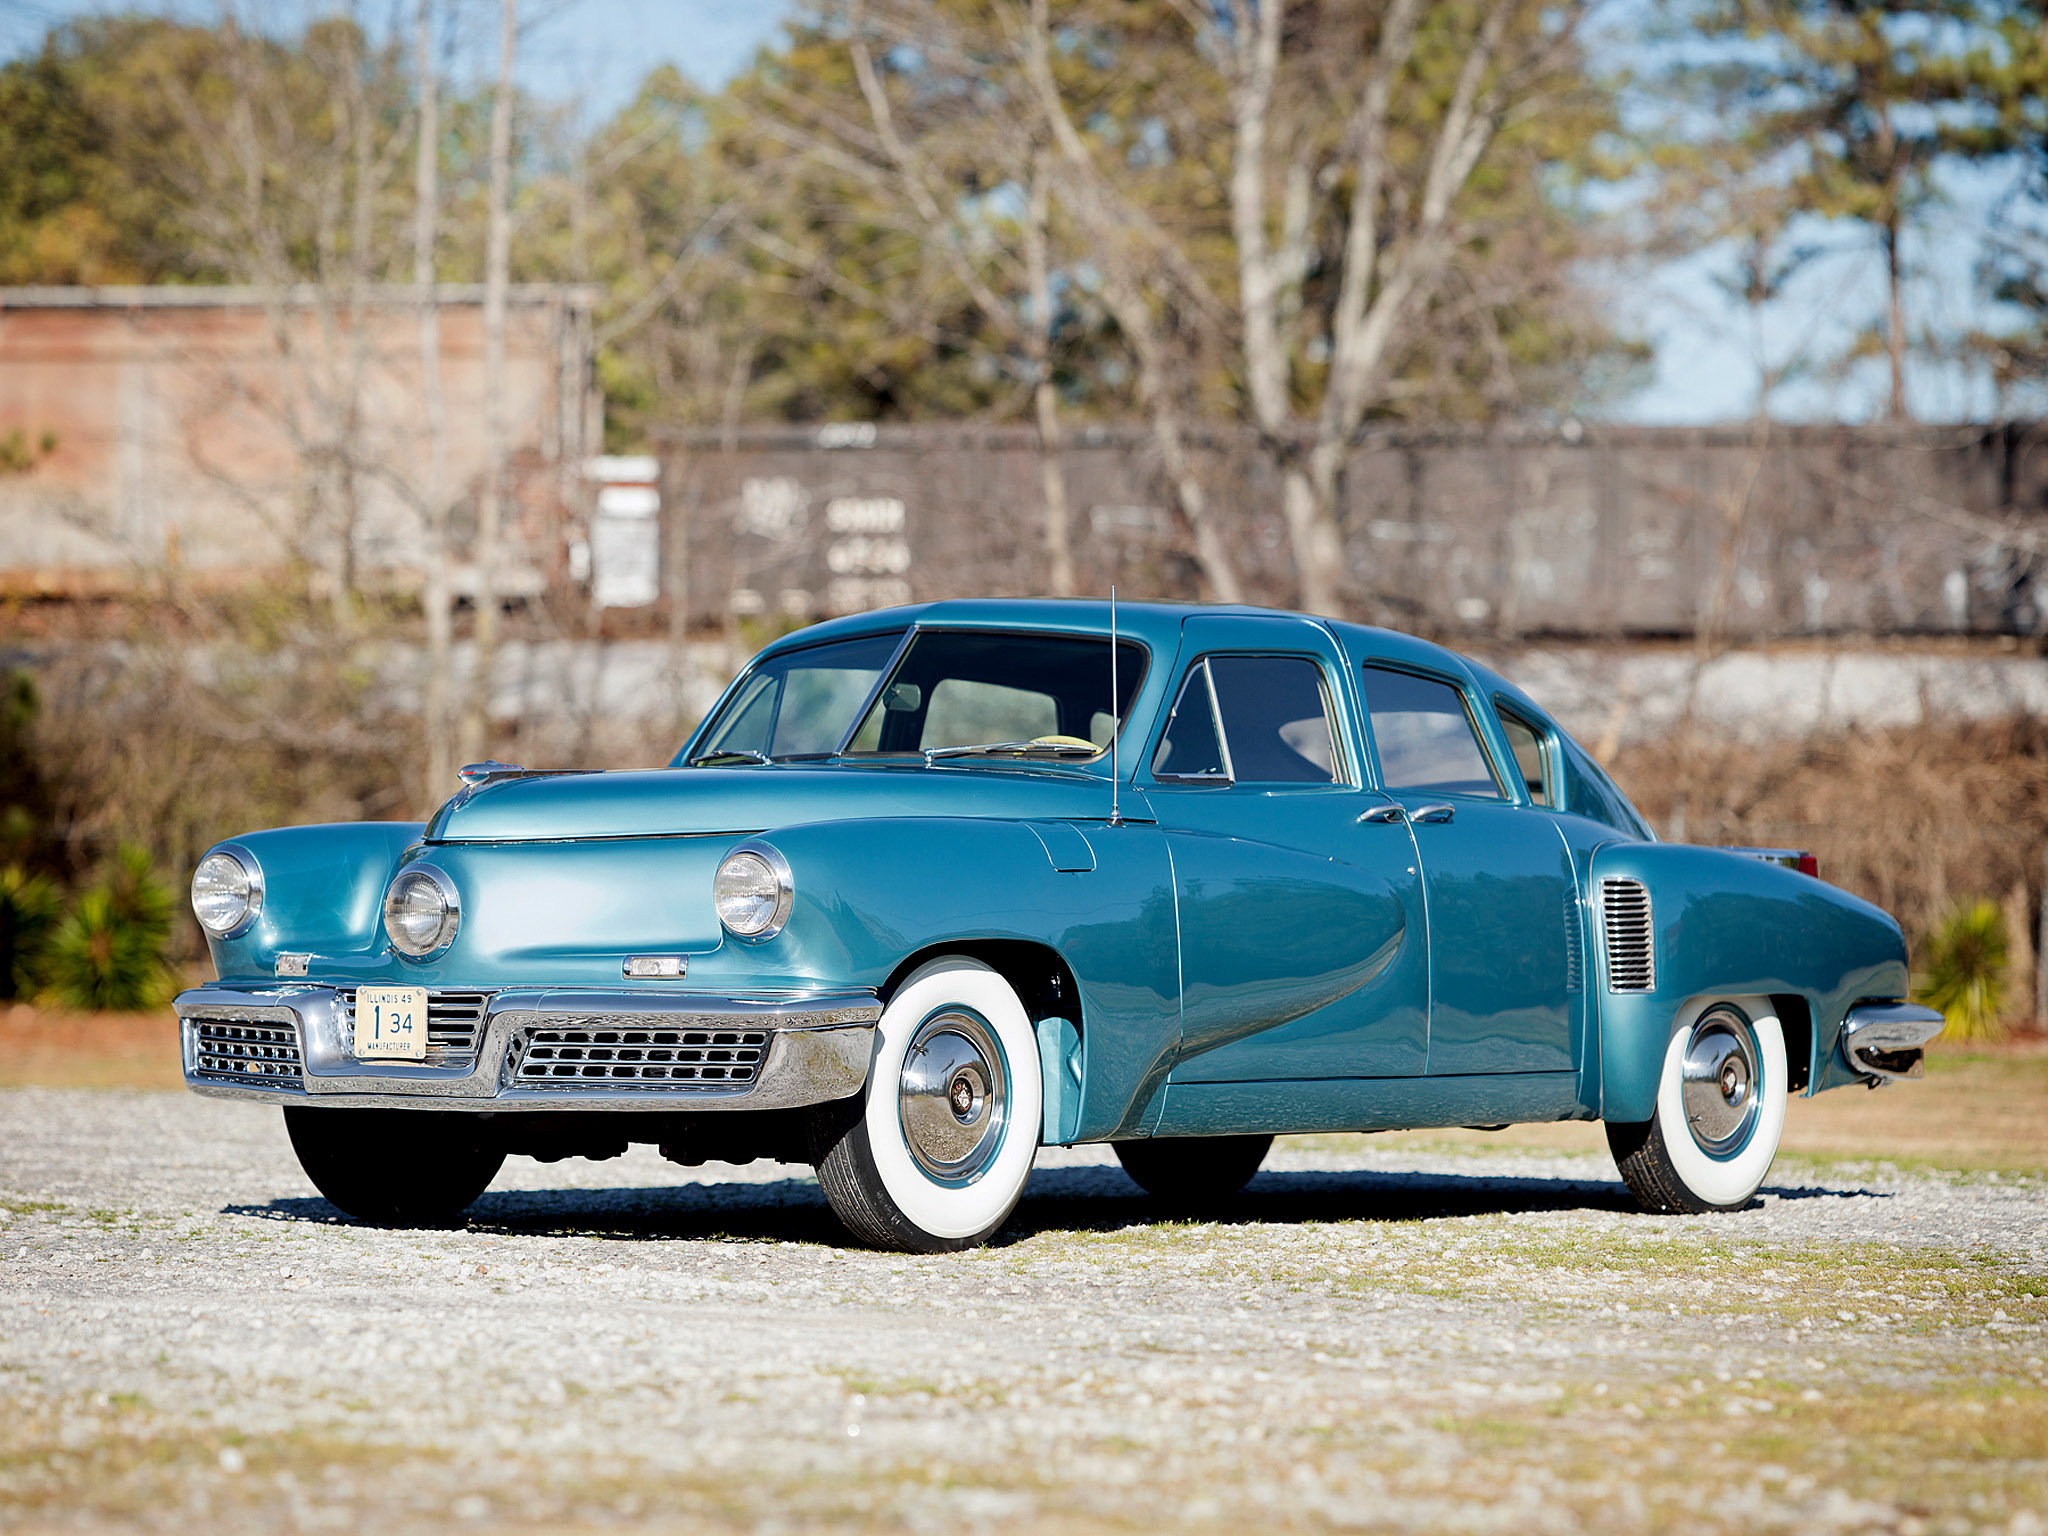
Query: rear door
1353,660,1578,1076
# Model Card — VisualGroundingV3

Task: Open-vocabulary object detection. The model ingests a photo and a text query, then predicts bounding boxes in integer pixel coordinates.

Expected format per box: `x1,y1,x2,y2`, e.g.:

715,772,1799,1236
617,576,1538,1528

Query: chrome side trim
176,984,879,1112
1841,1001,1945,1084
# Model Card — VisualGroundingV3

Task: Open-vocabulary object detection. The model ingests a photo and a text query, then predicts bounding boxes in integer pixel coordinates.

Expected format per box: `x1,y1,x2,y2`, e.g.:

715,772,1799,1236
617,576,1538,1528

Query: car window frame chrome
675,626,911,768
1490,695,1559,811
1355,659,1511,803
833,623,1152,764
1150,650,1352,790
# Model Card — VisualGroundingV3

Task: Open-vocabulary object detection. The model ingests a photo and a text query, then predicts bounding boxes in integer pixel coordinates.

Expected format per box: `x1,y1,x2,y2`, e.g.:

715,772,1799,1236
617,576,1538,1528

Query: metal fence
655,421,2048,639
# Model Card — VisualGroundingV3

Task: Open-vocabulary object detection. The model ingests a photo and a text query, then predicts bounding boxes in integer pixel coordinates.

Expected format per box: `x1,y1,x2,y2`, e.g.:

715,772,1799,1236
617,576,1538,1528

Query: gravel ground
2,1088,2044,1535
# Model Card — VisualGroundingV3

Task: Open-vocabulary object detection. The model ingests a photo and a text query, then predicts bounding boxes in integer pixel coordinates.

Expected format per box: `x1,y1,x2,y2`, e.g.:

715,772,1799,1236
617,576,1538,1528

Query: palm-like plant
0,864,61,999
41,846,177,1012
1914,899,2009,1043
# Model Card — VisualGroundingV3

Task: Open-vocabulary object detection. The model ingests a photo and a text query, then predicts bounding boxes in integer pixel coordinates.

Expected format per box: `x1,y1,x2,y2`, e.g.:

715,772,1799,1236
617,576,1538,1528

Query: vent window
1601,878,1655,992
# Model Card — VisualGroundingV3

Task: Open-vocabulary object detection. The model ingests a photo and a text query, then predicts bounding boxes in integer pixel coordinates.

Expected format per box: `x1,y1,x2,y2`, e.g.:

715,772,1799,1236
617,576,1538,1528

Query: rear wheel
1115,1135,1272,1206
811,957,1042,1252
283,1106,504,1226
1607,997,1787,1214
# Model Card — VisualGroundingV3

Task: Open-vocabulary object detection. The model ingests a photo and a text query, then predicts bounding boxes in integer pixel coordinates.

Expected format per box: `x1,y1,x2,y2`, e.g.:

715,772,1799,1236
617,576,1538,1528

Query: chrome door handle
1411,803,1456,824
1357,804,1406,824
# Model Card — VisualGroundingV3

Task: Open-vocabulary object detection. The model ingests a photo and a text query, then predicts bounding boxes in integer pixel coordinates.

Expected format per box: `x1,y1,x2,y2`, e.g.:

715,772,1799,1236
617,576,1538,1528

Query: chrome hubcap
1681,1008,1761,1157
898,1010,1007,1184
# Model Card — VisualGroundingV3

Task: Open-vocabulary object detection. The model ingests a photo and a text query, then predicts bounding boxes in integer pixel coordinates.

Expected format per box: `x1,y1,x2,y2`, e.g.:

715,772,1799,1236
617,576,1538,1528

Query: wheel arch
881,938,1084,1147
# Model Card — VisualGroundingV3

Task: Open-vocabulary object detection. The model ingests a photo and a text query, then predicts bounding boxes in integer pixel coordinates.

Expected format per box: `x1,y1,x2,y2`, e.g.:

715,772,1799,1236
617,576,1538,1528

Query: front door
1355,662,1576,1076
1150,617,1430,1082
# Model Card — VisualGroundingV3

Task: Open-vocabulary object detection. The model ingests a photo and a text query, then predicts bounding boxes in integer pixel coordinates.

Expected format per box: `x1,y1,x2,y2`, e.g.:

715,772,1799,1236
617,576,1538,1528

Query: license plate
354,986,429,1061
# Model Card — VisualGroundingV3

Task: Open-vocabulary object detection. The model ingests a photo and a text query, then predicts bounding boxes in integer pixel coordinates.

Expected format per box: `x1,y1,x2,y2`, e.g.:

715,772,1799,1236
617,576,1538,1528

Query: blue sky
0,0,2024,426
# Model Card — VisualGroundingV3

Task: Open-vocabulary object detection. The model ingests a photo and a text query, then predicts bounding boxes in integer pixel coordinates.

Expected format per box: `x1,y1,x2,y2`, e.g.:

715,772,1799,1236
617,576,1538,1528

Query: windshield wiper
686,748,771,767
923,739,1101,765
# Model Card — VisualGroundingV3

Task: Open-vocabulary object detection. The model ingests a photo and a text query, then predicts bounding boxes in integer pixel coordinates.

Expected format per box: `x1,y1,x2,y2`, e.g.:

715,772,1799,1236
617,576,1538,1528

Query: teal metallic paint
1153,1070,1586,1138
1590,841,1908,1123
1152,792,1428,1080
189,598,1921,1151
427,761,1148,844
204,822,422,982
1143,613,1430,1083
1396,800,1577,1075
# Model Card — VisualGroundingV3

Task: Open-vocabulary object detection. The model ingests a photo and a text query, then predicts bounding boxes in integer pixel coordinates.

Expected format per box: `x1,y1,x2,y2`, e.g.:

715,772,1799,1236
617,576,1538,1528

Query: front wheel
1607,996,1788,1214
283,1107,505,1226
811,957,1042,1252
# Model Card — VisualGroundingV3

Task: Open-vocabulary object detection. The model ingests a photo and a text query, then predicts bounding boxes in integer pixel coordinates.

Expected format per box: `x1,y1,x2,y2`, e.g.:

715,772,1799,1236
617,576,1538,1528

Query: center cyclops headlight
382,865,461,958
190,847,263,939
713,843,793,940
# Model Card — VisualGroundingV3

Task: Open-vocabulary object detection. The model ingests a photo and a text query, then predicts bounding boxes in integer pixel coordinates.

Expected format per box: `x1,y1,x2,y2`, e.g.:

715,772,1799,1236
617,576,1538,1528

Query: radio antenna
1109,585,1122,827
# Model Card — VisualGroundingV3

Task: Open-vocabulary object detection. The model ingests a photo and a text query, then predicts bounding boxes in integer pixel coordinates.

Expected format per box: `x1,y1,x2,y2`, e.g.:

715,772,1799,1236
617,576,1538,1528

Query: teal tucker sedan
177,600,1942,1251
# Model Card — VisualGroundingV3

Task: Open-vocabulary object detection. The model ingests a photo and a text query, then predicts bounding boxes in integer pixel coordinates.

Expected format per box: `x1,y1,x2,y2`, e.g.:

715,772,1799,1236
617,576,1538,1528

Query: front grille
190,1018,302,1081
337,989,488,1068
513,1024,769,1087
1601,878,1655,992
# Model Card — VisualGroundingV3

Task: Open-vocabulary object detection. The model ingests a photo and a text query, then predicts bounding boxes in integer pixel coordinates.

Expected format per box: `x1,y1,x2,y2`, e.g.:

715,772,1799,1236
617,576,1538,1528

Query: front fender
717,816,1180,1141
203,822,425,980
1591,843,1908,1122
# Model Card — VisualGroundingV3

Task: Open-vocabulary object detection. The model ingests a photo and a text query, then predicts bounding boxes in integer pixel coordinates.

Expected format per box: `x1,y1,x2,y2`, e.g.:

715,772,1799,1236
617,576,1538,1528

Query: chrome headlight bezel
381,863,462,960
191,845,264,940
713,842,793,941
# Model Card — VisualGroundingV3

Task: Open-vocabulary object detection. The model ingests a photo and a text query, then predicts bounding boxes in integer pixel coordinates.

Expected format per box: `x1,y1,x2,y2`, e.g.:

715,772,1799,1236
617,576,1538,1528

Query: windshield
685,631,904,764
845,630,1147,759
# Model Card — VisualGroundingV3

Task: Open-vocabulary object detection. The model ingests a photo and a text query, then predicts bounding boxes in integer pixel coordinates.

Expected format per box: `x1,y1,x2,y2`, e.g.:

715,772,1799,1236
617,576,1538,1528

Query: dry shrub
1607,717,2048,999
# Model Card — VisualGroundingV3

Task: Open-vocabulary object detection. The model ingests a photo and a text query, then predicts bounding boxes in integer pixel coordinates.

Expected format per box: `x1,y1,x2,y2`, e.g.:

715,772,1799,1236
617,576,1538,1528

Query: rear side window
1495,704,1555,807
1562,737,1654,839
1359,666,1503,798
1153,656,1337,784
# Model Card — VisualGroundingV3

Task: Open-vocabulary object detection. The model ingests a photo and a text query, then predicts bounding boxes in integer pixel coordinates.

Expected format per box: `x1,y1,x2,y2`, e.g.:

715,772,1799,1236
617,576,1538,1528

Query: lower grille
338,989,488,1068
514,1025,769,1087
190,1019,302,1081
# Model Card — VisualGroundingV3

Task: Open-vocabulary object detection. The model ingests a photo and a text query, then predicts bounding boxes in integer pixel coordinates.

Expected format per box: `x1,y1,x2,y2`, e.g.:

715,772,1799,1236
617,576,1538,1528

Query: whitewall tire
811,957,1043,1251
1607,995,1787,1214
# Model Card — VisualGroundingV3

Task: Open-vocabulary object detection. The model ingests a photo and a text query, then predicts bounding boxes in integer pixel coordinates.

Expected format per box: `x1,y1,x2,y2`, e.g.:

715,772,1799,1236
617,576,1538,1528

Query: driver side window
1153,656,1338,784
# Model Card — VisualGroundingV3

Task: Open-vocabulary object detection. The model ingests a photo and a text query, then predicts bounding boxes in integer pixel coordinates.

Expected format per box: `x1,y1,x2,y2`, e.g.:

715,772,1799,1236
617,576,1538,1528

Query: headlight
382,866,461,958
191,848,262,938
713,844,792,939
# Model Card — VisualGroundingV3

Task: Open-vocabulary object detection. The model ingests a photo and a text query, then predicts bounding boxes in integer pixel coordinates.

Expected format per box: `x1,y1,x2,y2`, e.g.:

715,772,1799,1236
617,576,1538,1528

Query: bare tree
413,0,454,799
748,3,1084,594
1013,0,1592,615
460,0,517,766
1016,0,1245,602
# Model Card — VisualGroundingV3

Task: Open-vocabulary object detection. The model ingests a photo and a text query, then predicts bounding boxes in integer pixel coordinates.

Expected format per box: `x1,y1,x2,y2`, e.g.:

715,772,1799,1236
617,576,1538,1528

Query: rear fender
1590,843,1907,1122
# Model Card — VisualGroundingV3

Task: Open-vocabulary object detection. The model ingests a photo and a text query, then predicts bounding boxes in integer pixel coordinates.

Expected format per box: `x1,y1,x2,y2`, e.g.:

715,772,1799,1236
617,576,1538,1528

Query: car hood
425,764,1144,843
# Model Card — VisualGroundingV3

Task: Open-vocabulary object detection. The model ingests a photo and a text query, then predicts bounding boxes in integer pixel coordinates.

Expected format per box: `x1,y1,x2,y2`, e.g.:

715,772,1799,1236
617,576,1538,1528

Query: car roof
755,598,1487,681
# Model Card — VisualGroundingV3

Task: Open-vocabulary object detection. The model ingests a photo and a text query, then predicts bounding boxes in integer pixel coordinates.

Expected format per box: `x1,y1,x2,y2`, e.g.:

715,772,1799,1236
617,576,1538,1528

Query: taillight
1794,852,1819,879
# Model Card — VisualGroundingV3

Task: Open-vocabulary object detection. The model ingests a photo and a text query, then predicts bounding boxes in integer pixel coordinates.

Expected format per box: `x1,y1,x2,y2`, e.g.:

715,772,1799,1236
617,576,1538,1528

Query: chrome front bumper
175,984,880,1112
1840,1000,1946,1084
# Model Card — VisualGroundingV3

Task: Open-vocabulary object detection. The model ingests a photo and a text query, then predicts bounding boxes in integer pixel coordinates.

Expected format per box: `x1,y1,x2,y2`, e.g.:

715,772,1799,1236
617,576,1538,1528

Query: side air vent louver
1600,878,1655,992
1563,888,1584,994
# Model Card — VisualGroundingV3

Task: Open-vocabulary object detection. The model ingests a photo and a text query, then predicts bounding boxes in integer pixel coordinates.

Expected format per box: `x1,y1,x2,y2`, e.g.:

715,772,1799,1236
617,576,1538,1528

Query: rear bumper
175,984,879,1112
1840,1000,1946,1084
